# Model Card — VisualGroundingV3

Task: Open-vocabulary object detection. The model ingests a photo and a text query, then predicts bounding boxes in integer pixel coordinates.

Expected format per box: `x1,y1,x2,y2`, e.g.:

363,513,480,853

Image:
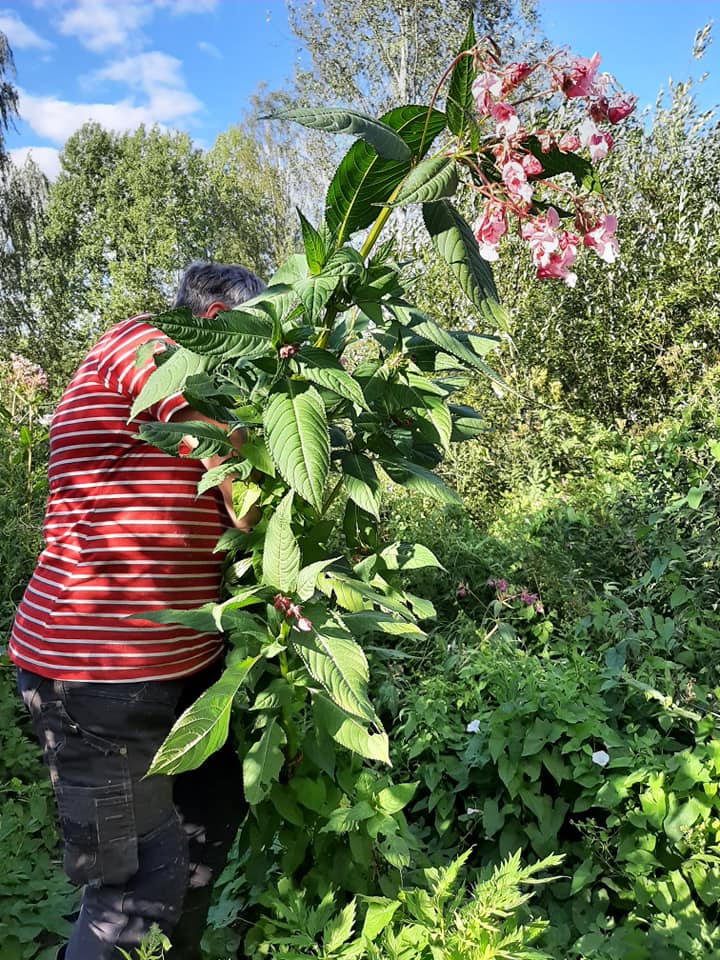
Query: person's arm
169,407,259,532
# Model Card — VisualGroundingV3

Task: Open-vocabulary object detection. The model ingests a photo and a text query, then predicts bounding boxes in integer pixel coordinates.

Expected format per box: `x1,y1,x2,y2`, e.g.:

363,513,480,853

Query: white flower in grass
466,719,481,733
591,749,610,768
466,807,481,815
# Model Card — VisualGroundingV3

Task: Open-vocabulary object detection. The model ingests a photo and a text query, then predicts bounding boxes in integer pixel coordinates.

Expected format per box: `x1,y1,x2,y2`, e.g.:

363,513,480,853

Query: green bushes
364,365,720,959
0,356,77,959
5,361,720,959
0,353,51,637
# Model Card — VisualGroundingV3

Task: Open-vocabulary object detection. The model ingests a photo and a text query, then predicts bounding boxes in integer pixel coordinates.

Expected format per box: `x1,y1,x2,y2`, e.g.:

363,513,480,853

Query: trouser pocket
37,697,139,887
56,778,138,886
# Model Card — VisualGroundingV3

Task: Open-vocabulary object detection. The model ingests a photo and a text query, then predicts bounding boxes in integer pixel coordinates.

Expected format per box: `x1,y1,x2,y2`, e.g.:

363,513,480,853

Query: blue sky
1,0,718,179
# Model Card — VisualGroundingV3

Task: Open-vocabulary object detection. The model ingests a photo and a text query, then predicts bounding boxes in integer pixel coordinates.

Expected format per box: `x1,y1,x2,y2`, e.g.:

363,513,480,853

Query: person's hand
232,502,261,533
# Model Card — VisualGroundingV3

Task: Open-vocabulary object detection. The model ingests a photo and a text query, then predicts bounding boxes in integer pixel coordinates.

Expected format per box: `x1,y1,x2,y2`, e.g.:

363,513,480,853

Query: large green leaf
446,17,477,138
272,107,411,161
241,436,275,477
152,306,275,358
326,105,446,244
296,348,367,409
140,590,264,633
380,456,461,504
409,313,505,388
296,557,340,602
320,573,416,619
196,461,239,495
342,610,426,638
243,717,287,805
339,451,381,518
268,253,309,287
293,618,376,722
139,603,219,633
413,394,453,450
391,156,459,206
295,274,340,325
147,657,258,775
262,489,301,592
422,200,509,329
379,542,444,571
264,382,330,510
297,208,330,274
138,419,233,459
130,347,210,420
449,403,486,442
313,693,390,764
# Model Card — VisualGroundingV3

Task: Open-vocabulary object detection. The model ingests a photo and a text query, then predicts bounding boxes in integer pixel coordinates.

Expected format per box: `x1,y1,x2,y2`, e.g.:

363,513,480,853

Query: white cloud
156,0,219,14
18,86,201,144
96,51,186,93
10,145,60,179
0,10,51,49
55,0,218,52
58,0,151,52
197,40,221,59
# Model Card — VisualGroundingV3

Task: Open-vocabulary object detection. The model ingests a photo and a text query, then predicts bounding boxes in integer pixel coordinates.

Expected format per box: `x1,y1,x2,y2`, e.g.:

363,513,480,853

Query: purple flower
495,578,508,593
457,582,468,599
520,590,539,606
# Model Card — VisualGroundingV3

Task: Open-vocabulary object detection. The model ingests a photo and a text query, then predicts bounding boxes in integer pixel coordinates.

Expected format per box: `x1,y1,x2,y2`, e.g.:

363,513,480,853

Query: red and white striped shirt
8,316,229,682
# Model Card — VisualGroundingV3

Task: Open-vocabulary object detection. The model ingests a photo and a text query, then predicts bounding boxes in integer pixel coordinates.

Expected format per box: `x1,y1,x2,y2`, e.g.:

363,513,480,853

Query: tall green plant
135,31,634,883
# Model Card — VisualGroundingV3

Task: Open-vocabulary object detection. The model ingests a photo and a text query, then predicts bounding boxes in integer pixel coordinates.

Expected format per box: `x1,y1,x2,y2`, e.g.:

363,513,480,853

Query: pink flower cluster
278,343,300,359
9,353,49,396
467,45,634,284
487,578,544,614
273,594,312,632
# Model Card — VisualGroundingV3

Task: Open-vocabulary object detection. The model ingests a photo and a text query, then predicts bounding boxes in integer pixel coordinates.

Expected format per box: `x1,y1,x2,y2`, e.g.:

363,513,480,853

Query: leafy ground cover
373,365,720,959
4,366,720,960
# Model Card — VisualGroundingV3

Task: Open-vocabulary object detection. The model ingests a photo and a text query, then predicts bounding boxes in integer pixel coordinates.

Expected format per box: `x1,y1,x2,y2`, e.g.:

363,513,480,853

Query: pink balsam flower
558,132,580,153
472,70,502,114
580,117,613,162
278,343,299,359
501,61,533,94
522,208,579,287
491,101,520,139
501,159,533,205
561,52,602,98
583,214,619,263
607,93,636,124
473,203,508,261
273,594,292,614
521,153,543,176
295,617,312,632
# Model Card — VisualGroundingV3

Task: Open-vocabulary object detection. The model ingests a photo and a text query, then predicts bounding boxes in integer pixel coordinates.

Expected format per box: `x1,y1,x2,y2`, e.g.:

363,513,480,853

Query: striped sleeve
95,316,189,423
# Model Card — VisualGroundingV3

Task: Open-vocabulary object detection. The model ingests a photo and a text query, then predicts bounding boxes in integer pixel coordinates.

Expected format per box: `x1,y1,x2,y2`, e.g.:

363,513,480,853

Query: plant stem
358,180,404,261
313,303,340,349
277,623,299,762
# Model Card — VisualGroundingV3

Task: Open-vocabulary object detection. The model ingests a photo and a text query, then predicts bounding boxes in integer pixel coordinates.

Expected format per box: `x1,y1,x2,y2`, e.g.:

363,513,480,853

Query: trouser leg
66,813,188,957
17,668,189,958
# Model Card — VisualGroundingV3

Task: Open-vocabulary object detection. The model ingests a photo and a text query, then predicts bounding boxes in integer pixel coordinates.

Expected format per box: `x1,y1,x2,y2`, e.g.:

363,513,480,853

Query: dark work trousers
17,663,246,959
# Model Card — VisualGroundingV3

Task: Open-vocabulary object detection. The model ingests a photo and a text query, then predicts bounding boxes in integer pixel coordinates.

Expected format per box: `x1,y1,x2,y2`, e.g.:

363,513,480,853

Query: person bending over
9,261,264,959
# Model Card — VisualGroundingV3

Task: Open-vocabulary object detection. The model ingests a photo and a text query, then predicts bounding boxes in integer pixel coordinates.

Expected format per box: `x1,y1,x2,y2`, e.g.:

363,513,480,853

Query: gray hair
173,261,265,314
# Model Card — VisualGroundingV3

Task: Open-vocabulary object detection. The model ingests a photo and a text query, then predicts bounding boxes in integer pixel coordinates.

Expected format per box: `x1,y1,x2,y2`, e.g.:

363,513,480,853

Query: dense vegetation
1,7,720,960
